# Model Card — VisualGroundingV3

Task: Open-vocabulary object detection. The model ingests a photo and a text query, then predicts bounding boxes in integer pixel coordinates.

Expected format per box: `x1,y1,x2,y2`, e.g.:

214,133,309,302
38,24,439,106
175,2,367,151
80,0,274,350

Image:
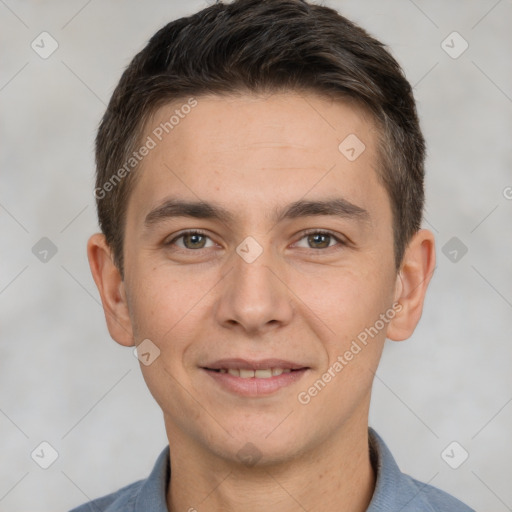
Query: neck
165,418,375,512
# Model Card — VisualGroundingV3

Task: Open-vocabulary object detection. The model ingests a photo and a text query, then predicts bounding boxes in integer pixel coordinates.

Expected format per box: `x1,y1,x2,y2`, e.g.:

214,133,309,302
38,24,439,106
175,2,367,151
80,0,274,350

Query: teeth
221,368,293,378
254,369,272,379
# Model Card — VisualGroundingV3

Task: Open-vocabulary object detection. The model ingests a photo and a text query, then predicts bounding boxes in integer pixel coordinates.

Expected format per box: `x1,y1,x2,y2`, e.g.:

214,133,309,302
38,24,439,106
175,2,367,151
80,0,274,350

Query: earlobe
386,229,436,342
87,233,134,346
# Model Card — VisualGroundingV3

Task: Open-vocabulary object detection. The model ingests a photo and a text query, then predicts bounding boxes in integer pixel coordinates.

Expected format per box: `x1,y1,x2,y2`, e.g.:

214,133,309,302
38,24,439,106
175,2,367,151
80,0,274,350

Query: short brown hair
94,0,425,276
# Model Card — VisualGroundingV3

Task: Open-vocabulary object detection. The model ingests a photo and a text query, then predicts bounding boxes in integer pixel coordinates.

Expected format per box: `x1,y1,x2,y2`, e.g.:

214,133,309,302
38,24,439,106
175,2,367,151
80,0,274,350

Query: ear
87,233,134,346
386,229,436,341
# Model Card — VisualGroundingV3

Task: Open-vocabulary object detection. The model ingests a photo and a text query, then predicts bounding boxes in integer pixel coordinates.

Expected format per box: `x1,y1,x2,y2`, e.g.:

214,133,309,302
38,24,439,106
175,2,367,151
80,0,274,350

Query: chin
203,420,313,468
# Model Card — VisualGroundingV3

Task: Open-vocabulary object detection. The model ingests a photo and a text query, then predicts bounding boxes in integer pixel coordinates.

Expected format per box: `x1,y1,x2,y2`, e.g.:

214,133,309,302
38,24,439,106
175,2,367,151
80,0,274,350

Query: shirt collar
134,444,170,511
366,427,435,511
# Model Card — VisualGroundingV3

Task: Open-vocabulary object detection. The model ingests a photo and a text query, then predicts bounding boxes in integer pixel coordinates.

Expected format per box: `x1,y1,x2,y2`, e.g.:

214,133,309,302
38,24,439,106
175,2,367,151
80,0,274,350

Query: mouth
207,367,296,378
201,358,310,396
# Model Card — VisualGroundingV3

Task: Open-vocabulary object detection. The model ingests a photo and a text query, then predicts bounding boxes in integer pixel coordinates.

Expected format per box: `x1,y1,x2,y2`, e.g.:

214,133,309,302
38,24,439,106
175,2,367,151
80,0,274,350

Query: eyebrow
144,196,370,228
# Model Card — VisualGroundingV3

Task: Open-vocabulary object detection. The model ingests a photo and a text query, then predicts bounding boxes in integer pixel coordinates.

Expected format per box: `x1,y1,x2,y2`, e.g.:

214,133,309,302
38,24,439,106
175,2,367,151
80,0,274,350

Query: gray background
1,0,511,510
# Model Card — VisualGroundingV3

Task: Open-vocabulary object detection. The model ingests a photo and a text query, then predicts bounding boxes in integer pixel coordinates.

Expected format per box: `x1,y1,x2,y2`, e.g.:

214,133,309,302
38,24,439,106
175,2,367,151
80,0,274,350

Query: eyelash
165,229,347,253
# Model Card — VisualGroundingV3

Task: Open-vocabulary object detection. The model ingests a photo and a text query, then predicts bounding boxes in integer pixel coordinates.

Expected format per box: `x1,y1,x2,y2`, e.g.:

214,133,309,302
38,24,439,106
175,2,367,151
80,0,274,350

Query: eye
294,230,346,250
165,230,215,250
164,229,346,252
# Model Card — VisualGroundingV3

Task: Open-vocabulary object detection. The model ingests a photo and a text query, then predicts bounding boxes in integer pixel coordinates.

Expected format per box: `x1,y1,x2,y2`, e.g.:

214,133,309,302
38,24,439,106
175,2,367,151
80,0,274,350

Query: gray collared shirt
69,428,474,511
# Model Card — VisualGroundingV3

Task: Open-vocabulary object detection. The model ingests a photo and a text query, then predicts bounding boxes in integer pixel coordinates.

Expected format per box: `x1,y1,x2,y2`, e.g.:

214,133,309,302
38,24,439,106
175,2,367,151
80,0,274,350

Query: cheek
292,264,393,340
126,266,186,341
126,264,223,366
293,268,391,414
290,261,395,399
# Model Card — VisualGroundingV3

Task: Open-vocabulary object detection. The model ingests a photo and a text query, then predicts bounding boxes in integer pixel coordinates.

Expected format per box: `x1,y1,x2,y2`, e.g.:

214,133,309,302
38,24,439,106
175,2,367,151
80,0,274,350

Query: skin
88,91,435,512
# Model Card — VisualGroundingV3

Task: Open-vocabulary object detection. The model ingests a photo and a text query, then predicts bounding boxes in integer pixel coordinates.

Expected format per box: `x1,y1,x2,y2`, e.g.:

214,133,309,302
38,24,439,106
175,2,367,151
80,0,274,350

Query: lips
201,358,309,395
216,368,291,378
203,358,308,373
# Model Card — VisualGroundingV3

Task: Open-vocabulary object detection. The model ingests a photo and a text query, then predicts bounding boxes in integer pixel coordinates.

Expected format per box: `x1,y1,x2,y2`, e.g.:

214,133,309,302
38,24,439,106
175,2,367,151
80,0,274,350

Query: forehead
127,91,388,224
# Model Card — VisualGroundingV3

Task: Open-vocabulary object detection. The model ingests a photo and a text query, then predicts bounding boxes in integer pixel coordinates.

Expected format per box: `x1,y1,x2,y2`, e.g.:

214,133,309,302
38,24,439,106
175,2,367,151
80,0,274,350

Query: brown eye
181,233,207,249
166,230,214,250
295,230,345,250
307,233,332,249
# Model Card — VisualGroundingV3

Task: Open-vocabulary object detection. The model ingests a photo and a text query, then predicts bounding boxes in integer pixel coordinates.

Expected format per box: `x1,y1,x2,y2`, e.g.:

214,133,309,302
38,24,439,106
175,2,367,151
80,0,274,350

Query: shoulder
67,445,170,512
367,428,475,511
403,473,476,511
68,479,144,512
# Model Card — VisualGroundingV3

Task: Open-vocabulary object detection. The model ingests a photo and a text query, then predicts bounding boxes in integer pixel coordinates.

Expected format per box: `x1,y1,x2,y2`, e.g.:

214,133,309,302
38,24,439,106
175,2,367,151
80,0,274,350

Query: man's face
121,91,400,464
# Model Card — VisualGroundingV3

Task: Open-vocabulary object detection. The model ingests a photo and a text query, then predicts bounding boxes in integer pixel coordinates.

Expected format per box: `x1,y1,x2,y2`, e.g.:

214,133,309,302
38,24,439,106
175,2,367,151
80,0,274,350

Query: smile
212,368,292,378
202,359,309,396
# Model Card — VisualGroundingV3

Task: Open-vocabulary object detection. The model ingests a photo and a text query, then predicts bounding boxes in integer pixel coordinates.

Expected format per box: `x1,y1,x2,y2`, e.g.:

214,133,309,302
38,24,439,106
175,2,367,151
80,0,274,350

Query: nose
214,244,294,335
